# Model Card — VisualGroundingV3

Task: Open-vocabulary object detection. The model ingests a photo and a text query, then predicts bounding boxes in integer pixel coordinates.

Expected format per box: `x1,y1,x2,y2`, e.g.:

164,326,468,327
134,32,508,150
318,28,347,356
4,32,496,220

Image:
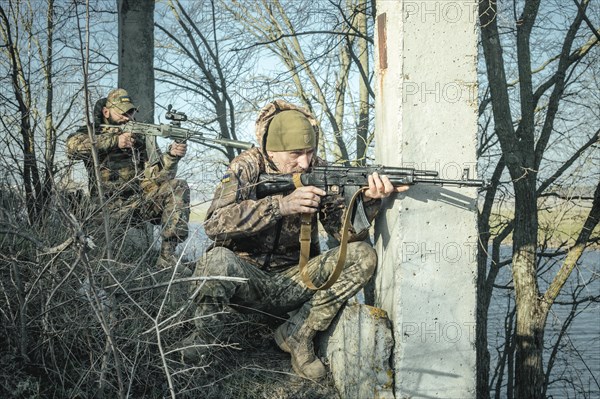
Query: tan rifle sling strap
294,172,368,290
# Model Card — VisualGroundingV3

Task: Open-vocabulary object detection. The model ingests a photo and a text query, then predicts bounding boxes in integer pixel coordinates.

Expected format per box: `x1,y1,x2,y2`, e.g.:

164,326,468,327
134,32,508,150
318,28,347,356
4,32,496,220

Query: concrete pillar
373,1,479,398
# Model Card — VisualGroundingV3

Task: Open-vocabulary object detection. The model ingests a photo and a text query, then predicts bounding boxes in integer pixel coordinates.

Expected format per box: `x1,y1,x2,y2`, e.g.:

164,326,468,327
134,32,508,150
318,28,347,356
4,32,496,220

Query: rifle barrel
188,136,253,150
412,177,487,187
314,165,439,177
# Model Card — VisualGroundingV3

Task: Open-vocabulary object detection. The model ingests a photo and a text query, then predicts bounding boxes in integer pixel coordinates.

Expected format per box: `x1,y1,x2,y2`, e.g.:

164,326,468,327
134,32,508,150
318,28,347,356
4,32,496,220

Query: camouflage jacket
66,123,180,197
203,100,381,271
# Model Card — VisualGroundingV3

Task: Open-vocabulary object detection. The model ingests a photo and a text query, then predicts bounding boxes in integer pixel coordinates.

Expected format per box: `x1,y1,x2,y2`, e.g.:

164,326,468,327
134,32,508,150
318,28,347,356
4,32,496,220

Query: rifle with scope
101,105,254,151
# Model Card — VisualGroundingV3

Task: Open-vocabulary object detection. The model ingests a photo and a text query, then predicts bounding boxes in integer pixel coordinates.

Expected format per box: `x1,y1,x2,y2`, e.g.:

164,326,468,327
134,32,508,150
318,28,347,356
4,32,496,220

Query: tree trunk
511,173,547,399
479,2,552,396
215,97,236,161
43,0,55,206
118,0,155,123
0,6,42,223
476,157,506,398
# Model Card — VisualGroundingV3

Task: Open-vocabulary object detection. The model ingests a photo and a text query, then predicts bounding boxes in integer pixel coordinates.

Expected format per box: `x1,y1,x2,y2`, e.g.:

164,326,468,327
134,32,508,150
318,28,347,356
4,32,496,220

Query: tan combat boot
274,305,327,380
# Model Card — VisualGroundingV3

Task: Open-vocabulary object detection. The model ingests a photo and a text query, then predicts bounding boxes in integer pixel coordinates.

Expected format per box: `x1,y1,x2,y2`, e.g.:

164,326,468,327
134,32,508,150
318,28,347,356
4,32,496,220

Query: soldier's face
268,148,314,173
103,107,135,125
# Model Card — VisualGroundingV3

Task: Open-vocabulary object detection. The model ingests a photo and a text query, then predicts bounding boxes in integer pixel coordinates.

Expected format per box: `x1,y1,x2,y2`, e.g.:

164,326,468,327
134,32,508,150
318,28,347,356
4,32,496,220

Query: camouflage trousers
104,178,190,243
191,242,376,331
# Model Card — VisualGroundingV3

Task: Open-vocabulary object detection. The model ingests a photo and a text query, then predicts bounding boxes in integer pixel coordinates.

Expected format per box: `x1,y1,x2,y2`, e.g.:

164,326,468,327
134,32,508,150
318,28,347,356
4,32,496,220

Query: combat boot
178,330,210,363
180,299,235,362
274,305,327,380
156,240,176,267
155,240,192,277
155,254,193,277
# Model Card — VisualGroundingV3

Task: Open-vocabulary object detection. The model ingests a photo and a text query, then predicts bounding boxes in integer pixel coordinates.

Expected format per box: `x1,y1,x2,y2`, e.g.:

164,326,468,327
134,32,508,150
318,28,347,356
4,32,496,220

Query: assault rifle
256,164,487,198
257,164,486,291
100,105,254,150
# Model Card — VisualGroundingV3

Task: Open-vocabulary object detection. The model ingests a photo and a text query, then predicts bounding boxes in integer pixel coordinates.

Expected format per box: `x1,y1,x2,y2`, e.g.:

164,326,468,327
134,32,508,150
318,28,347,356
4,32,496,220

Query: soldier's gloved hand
363,171,409,201
279,186,326,216
169,142,187,157
118,132,135,149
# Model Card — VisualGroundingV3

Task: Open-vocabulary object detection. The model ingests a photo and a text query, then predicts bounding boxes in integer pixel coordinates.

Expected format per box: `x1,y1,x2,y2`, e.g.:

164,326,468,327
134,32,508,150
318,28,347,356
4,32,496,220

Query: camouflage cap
105,88,137,114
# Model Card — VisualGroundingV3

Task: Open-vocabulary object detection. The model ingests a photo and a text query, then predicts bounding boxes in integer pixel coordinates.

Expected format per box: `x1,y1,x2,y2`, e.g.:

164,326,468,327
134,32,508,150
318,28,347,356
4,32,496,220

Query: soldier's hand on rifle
118,132,135,149
169,142,187,158
363,172,409,201
279,186,326,216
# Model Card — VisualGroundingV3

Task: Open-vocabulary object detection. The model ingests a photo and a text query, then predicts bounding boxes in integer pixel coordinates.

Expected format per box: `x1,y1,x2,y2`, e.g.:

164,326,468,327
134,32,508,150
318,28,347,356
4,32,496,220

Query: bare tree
1,4,47,222
225,0,374,165
154,0,251,162
477,1,599,397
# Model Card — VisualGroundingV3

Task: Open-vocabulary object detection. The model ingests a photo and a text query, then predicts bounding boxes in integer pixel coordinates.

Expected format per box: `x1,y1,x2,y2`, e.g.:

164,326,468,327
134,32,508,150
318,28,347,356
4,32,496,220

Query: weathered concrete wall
318,304,394,399
373,1,479,397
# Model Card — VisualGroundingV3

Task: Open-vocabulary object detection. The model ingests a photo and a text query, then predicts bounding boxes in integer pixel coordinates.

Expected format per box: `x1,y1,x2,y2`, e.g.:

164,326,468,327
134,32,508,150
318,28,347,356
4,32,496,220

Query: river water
181,223,599,398
487,248,599,398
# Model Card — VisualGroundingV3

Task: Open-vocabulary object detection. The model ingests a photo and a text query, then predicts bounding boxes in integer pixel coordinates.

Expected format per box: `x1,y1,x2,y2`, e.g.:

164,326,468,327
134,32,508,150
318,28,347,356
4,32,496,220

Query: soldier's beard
111,118,125,125
107,114,129,125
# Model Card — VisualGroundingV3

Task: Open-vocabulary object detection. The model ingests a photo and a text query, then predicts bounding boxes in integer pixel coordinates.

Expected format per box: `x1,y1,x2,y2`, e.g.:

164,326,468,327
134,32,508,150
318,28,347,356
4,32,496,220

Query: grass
488,200,599,248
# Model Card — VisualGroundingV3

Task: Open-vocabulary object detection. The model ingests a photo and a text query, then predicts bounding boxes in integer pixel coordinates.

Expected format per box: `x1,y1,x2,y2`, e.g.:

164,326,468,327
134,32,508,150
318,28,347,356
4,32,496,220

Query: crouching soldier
185,100,408,379
66,88,190,269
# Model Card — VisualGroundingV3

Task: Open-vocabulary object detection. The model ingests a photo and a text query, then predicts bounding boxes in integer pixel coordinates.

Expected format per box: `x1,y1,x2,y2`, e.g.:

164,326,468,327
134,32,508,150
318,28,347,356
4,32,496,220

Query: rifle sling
145,136,161,167
294,172,368,291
